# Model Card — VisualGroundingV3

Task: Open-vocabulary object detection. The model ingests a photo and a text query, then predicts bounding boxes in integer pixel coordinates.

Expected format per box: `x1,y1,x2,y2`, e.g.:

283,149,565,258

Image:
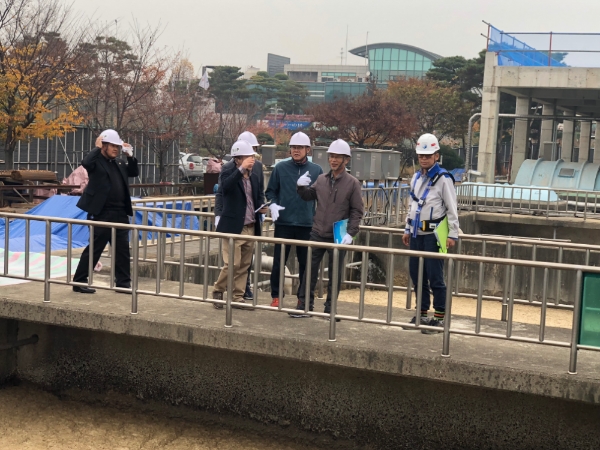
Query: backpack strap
431,169,455,186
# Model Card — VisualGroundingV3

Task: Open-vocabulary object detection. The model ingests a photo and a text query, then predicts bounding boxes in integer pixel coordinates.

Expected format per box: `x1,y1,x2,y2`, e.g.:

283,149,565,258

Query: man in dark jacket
265,131,323,307
214,131,264,300
212,140,267,308
290,139,364,317
72,129,139,293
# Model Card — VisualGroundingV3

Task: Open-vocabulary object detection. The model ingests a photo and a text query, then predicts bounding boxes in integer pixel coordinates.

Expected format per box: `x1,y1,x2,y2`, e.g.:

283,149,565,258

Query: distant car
178,153,208,182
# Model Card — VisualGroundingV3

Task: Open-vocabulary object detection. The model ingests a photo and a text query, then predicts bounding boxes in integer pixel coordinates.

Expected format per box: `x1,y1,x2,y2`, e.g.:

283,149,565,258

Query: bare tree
133,56,202,182
193,98,258,159
76,19,167,133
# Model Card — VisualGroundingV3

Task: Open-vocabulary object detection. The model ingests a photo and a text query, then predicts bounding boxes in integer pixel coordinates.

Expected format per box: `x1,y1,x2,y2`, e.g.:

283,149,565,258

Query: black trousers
73,210,131,286
296,231,346,312
270,225,312,299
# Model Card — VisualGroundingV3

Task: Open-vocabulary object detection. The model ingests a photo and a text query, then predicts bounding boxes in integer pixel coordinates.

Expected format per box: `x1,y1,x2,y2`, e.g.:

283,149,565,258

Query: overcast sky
70,0,600,73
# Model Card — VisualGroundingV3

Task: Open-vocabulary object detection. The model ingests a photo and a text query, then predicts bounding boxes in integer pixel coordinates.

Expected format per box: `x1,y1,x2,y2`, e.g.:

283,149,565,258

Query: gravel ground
337,289,573,329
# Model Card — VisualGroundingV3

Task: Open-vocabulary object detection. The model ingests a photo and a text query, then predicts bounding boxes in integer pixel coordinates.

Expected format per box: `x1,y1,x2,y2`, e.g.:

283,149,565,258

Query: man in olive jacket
290,139,364,317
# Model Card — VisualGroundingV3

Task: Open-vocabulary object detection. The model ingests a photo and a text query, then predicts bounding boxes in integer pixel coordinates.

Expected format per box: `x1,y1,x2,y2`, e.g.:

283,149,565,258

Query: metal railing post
110,227,116,289
386,254,394,324
304,246,312,314
475,241,486,334
329,248,339,342
555,247,563,305
442,258,454,357
501,242,512,321
131,234,139,314
568,270,583,374
415,257,424,329
225,237,235,328
43,220,51,303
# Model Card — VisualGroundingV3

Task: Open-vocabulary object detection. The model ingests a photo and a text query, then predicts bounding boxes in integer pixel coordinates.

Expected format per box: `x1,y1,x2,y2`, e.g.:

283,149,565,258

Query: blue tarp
0,195,201,252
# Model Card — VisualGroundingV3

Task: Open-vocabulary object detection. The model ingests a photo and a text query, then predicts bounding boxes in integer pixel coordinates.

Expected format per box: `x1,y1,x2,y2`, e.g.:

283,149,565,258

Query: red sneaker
270,298,279,307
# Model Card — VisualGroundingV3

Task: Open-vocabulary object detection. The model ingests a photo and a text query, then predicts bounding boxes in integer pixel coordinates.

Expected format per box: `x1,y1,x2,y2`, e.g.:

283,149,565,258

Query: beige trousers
214,224,255,300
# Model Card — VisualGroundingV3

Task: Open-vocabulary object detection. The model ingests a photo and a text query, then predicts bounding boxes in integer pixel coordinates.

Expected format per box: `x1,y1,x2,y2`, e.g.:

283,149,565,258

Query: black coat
216,162,264,236
77,147,139,216
214,159,264,217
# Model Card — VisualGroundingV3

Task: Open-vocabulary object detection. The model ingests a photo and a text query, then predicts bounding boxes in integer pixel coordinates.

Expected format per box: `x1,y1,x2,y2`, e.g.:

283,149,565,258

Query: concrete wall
12,321,600,449
0,319,17,383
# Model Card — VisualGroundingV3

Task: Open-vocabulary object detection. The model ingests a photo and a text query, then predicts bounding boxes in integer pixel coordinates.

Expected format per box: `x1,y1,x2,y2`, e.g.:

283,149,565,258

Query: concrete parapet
0,276,599,448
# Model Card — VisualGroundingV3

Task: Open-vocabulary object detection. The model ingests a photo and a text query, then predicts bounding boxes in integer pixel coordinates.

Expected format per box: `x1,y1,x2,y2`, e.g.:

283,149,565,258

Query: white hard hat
415,133,440,155
230,140,257,157
289,131,311,147
237,131,259,147
327,139,351,157
100,129,124,147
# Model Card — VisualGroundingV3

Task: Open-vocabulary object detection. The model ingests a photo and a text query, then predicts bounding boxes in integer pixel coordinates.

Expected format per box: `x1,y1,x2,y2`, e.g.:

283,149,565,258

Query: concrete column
510,96,531,182
478,52,500,183
579,121,591,162
593,122,600,163
561,113,574,161
540,104,555,160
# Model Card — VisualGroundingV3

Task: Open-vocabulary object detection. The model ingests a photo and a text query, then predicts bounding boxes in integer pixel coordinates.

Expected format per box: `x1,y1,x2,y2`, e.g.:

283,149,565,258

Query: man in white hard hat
212,140,268,308
402,133,459,333
265,131,323,308
214,130,265,301
290,139,364,318
72,129,139,294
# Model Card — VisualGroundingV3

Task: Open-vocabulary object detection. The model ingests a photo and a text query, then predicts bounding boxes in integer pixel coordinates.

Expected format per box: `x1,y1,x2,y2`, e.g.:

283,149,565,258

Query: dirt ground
337,289,573,329
0,385,333,450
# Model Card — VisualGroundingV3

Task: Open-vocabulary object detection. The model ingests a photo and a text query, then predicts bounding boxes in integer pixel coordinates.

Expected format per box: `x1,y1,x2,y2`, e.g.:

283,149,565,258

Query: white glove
260,214,266,223
297,170,311,186
215,216,220,227
341,233,353,245
269,203,286,222
122,143,134,157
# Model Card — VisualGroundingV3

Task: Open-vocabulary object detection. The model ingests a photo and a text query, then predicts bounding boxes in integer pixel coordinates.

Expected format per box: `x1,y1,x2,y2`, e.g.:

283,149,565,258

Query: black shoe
289,301,312,318
213,291,224,309
73,286,96,294
115,285,131,294
243,289,253,300
323,307,341,322
289,311,312,318
233,298,255,310
402,316,429,330
422,318,444,334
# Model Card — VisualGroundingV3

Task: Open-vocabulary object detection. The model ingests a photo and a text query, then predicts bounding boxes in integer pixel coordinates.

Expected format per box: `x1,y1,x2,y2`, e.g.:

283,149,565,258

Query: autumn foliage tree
308,90,416,148
387,78,472,145
0,0,86,168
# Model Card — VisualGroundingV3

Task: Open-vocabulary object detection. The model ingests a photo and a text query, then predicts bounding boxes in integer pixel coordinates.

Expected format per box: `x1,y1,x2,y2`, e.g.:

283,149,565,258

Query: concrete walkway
0,275,599,405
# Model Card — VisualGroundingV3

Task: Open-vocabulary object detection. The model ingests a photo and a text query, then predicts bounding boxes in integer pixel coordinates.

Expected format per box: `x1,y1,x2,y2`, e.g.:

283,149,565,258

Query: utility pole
365,32,369,67
340,48,344,65
345,25,348,65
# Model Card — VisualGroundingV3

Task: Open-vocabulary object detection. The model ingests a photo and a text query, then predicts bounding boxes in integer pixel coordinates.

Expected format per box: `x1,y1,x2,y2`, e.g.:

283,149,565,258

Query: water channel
0,383,353,450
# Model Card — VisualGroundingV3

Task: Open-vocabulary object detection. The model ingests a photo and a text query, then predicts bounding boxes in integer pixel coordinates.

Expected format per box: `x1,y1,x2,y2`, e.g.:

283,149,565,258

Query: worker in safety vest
402,133,459,333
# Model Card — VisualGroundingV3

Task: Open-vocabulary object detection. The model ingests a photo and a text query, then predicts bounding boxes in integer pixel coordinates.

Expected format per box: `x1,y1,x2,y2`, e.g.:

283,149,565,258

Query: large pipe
464,112,600,182
257,254,293,296
0,334,38,351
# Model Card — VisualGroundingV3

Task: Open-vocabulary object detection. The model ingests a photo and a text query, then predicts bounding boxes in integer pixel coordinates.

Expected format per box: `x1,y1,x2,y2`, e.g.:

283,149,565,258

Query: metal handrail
0,211,598,375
